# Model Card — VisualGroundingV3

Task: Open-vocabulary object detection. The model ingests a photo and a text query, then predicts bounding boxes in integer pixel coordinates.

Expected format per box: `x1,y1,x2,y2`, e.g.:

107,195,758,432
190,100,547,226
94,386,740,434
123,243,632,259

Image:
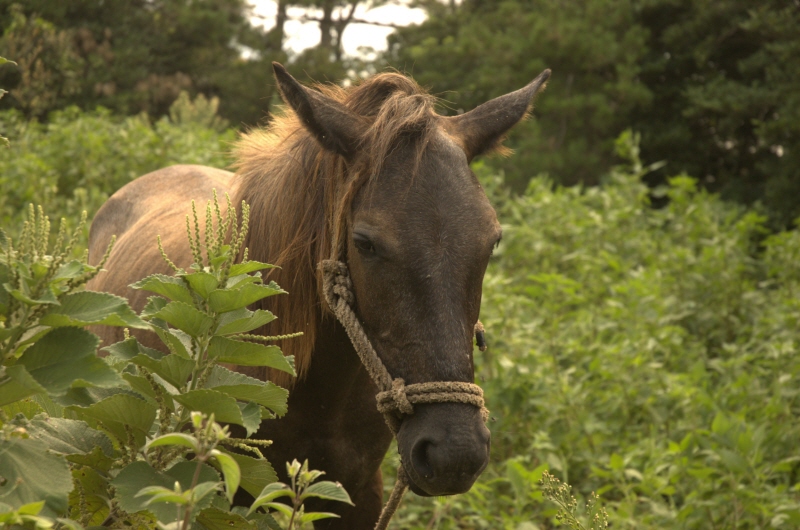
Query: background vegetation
1,0,799,528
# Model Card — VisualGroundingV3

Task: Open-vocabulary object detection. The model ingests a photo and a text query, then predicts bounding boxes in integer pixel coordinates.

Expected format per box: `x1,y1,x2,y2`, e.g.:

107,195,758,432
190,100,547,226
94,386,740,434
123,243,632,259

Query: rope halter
320,259,489,530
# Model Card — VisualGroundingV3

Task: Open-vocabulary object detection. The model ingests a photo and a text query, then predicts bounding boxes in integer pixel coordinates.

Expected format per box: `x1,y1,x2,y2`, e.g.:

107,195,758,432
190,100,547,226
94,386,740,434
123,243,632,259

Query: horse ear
445,69,551,161
272,62,364,158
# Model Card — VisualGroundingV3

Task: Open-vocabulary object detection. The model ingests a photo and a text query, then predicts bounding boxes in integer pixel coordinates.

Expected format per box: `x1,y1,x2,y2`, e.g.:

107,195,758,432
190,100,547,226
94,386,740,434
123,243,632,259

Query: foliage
389,132,800,529
0,94,236,240
0,198,350,529
385,0,800,226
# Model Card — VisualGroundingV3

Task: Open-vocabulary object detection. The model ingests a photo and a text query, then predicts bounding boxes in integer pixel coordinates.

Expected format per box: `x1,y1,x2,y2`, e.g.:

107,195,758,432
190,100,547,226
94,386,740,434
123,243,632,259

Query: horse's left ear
445,69,551,161
272,62,364,158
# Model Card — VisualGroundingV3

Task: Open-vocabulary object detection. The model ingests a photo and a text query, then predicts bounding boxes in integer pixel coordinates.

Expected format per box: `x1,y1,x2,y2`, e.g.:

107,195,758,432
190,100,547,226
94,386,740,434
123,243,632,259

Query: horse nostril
411,439,435,479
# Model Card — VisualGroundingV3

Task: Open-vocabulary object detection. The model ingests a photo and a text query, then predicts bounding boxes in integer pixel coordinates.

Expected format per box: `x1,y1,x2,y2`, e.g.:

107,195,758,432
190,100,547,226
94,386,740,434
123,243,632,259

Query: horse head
270,63,549,497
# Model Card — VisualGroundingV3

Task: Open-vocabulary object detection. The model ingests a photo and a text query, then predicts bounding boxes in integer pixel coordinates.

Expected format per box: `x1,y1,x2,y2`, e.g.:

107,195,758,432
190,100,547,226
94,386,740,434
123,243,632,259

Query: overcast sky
248,0,427,56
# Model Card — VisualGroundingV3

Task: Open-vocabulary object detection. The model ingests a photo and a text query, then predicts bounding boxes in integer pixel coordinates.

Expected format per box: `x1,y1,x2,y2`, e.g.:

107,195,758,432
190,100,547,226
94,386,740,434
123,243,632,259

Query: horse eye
354,235,376,254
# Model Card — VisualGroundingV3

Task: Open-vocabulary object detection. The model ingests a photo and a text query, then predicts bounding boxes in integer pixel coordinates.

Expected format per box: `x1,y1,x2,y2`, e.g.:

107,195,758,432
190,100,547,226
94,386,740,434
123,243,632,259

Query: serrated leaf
208,283,286,313
39,292,148,328
301,481,353,505
247,483,293,516
239,401,262,437
204,366,288,417
216,308,276,336
228,261,277,277
21,416,113,457
0,437,72,516
172,389,244,425
220,449,277,498
130,274,193,304
197,507,256,530
131,353,195,389
152,326,191,359
208,337,294,374
0,365,46,407
183,272,219,298
112,461,219,523
152,301,214,336
16,327,123,396
68,393,156,447
70,466,110,526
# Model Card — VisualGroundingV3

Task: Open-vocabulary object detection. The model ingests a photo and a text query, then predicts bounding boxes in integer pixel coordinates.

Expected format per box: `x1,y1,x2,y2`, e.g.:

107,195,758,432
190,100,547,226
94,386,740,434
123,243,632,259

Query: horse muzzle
396,402,490,496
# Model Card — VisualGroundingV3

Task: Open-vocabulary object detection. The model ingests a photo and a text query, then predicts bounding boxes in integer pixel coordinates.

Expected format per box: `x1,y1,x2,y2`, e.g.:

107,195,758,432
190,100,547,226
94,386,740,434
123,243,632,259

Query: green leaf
299,512,340,524
147,433,200,452
301,481,353,505
130,353,195,389
208,283,286,313
239,401,262,437
216,308,276,336
152,326,191,359
247,483,293,516
211,451,241,504
130,274,194,304
228,261,277,277
0,365,46,407
196,507,257,530
151,301,214,336
112,461,219,523
172,389,245,426
39,291,148,328
70,466,110,526
21,416,113,457
220,449,277,498
204,366,288,417
183,271,219,298
0,437,72,516
68,393,157,447
16,327,123,396
208,336,295,375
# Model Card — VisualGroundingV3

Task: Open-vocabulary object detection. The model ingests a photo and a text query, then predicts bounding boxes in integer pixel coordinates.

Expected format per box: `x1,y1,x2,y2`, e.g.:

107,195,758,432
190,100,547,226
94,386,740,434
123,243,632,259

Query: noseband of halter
320,259,489,530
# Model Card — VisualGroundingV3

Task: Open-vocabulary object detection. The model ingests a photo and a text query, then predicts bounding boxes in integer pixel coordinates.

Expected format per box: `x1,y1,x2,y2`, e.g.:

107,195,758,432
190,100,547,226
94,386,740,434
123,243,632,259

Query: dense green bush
0,93,235,237
390,133,800,529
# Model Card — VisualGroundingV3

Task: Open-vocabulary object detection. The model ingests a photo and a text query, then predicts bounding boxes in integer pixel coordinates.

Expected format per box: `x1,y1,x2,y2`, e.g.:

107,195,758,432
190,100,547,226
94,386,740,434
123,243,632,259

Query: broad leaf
208,283,286,313
208,337,295,375
0,365,46,407
151,301,214,337
130,274,193,304
247,483,293,516
220,449,277,498
39,291,148,328
228,261,277,277
130,353,195,389
172,389,244,426
21,416,113,457
216,308,276,336
0,437,72,516
16,327,122,396
301,481,354,505
197,507,256,530
68,393,157,447
112,461,219,523
183,271,219,298
204,366,288,417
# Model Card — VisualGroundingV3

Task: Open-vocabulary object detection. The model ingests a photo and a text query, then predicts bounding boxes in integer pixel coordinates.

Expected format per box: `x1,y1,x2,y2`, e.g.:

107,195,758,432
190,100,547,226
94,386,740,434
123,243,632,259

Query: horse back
88,164,235,348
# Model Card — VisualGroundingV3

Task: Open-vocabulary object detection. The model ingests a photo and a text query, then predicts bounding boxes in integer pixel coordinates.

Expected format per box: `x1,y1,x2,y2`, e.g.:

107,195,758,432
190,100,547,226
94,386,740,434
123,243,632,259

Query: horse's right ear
272,62,364,159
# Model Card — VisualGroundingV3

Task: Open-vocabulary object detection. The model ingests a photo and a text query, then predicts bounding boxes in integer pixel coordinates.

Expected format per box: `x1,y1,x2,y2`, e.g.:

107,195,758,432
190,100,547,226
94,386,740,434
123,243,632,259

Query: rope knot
376,378,414,417
321,259,355,307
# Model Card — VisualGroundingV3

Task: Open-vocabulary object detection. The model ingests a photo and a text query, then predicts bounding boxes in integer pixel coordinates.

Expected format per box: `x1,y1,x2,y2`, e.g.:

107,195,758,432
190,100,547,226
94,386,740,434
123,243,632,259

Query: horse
87,62,549,529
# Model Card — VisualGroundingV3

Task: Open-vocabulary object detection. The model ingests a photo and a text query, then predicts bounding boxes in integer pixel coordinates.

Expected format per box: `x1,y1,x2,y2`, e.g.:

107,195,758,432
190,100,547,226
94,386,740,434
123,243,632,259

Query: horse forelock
231,72,440,388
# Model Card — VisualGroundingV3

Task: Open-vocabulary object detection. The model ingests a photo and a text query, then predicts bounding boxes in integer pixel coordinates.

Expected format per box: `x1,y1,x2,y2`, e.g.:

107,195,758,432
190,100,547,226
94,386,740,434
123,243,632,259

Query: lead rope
320,260,489,530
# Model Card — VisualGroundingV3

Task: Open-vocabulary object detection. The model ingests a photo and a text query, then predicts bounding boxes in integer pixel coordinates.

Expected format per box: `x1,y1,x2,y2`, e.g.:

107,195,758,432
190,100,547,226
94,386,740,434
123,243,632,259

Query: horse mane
232,72,438,388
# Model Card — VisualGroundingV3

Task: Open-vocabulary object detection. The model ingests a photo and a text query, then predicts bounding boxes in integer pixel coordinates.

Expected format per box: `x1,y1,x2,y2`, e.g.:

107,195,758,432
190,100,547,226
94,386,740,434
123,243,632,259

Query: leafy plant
0,196,351,529
248,459,354,529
